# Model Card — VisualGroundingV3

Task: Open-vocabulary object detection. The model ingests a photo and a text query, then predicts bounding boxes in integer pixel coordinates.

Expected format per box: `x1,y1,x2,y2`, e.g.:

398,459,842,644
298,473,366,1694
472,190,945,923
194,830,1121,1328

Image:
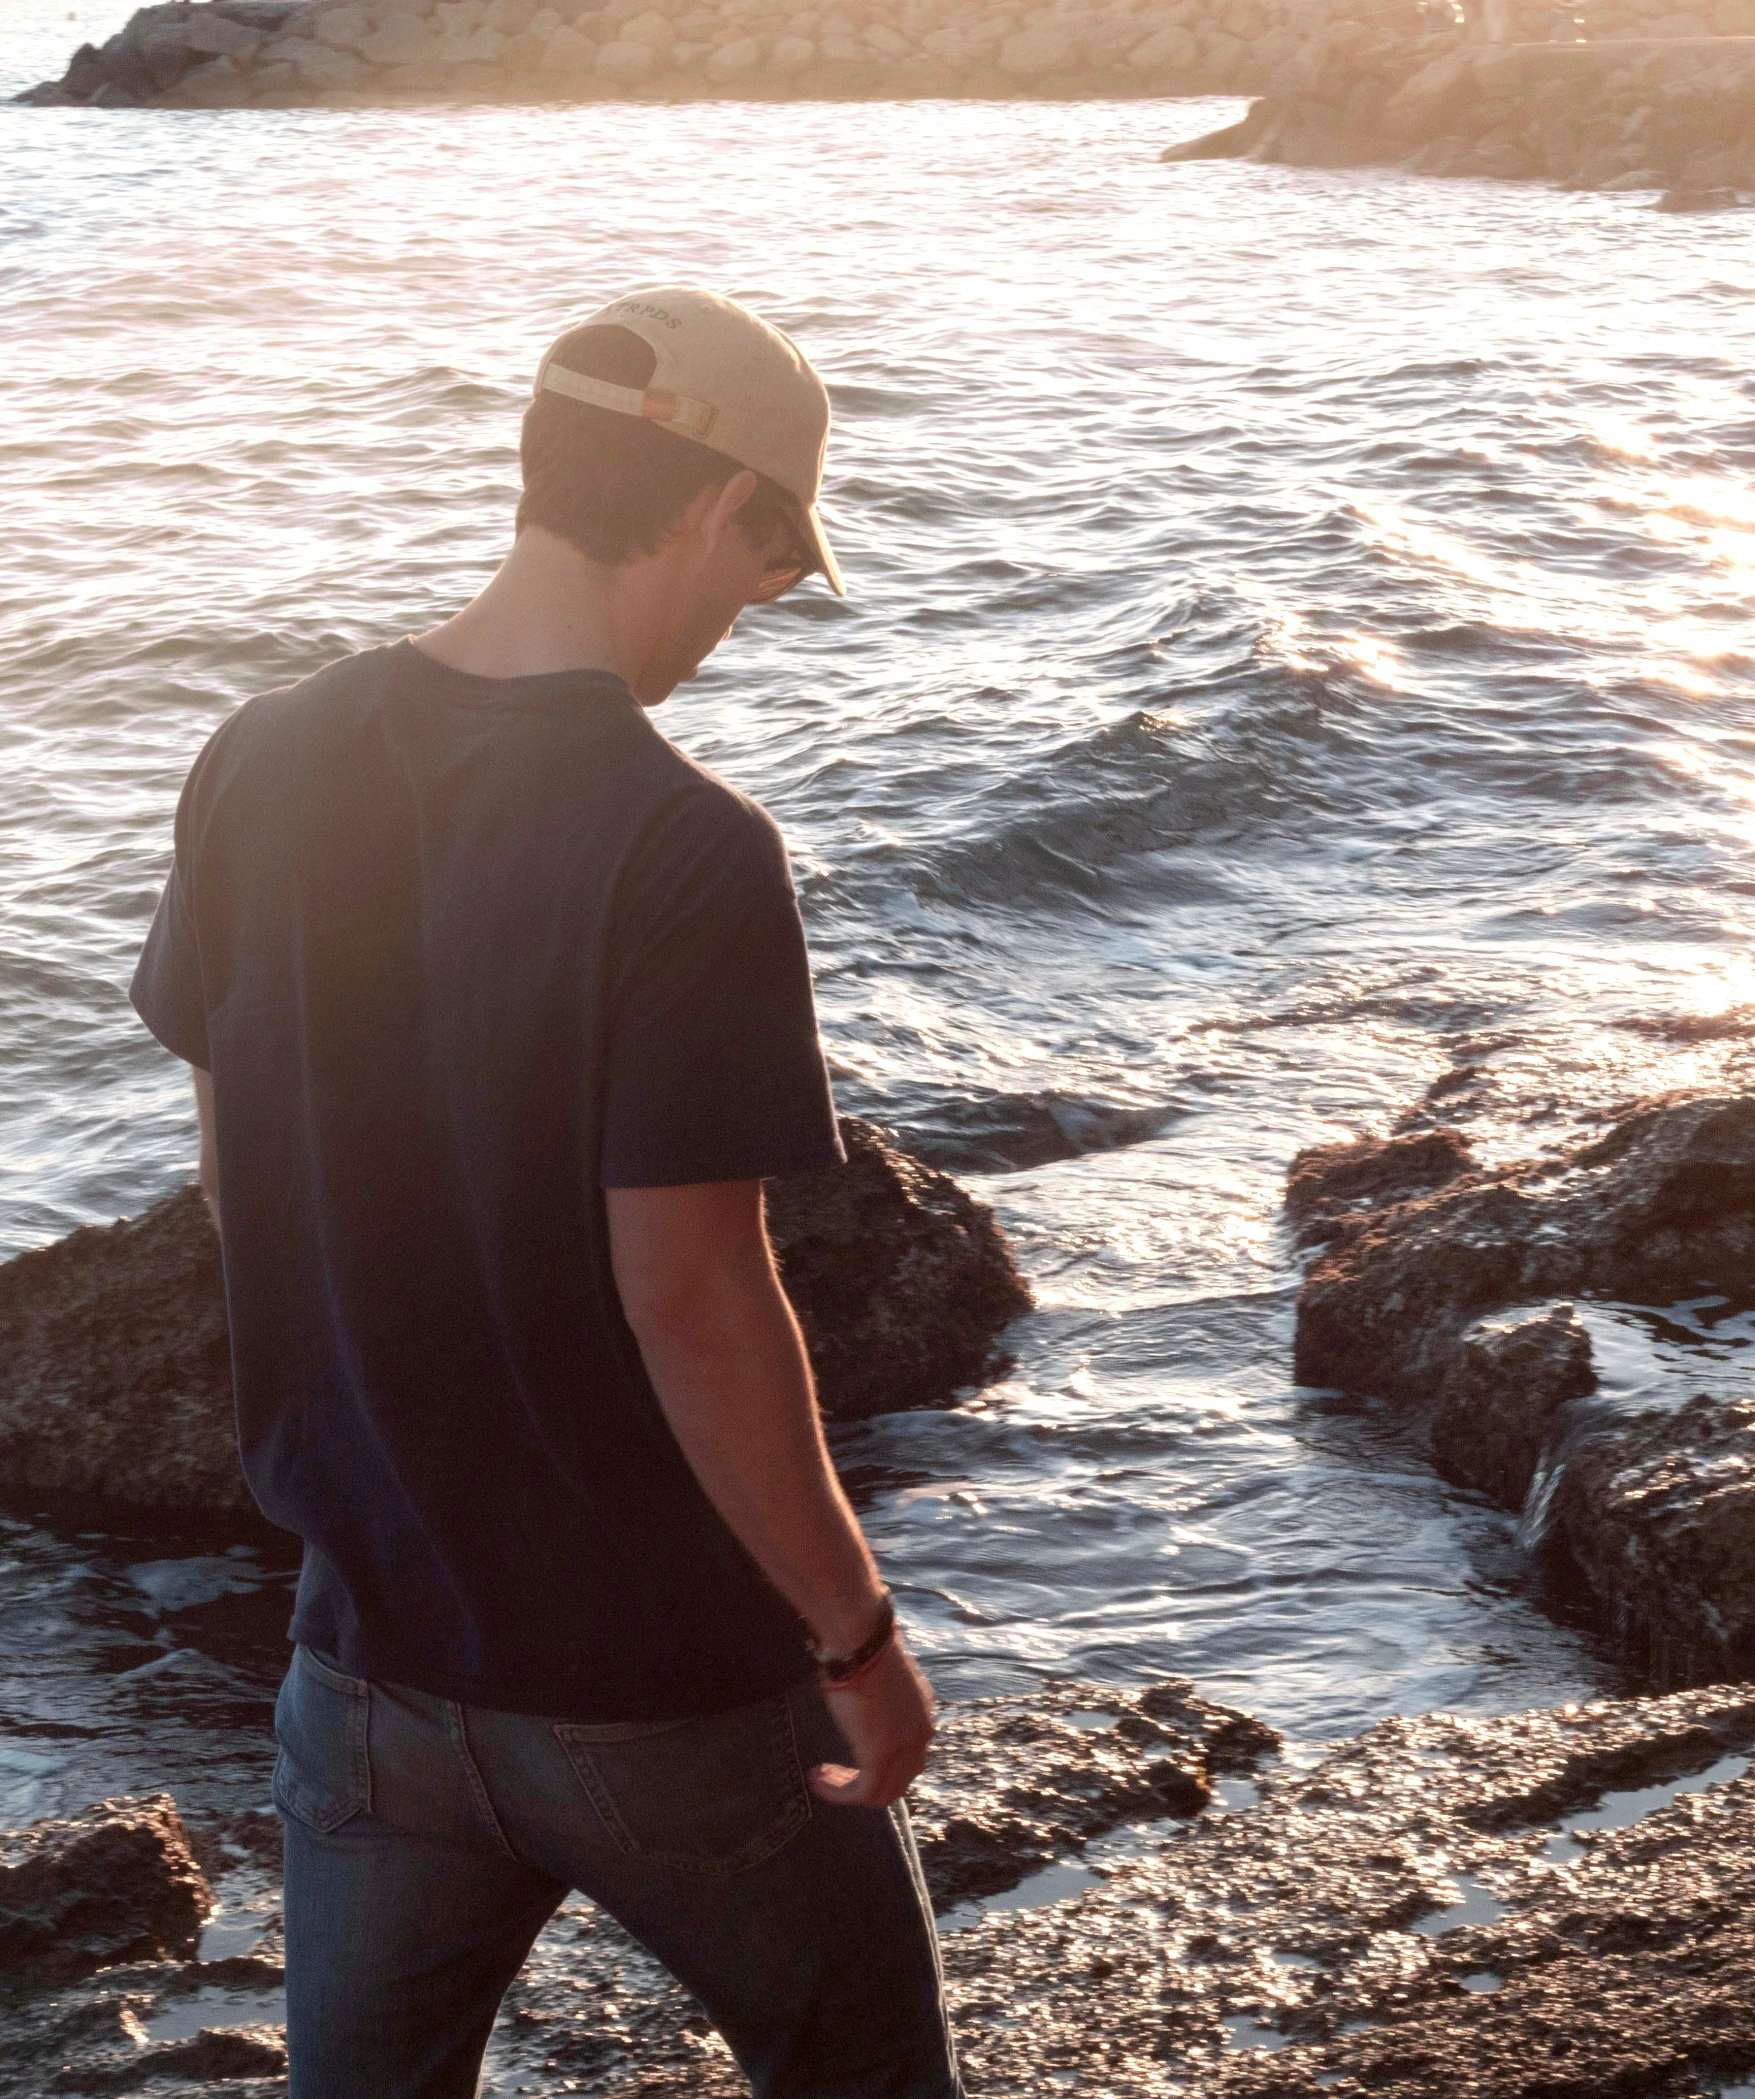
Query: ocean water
4,0,1755,1828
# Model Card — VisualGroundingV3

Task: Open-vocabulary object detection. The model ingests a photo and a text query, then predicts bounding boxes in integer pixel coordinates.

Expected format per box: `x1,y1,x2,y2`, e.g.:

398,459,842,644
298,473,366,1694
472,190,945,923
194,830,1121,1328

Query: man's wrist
806,1589,895,1678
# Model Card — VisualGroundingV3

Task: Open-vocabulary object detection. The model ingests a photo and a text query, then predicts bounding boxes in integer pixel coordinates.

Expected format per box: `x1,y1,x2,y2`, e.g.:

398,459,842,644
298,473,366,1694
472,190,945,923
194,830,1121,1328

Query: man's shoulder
637,736,789,865
186,645,393,799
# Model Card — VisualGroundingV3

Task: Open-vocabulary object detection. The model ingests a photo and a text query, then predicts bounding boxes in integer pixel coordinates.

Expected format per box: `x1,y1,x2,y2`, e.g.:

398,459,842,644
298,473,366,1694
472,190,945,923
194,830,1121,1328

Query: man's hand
810,1638,936,1810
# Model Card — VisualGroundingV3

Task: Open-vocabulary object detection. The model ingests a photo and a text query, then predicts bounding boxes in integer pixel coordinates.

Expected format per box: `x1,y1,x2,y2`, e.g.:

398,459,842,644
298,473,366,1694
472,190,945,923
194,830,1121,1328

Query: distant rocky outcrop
1166,30,1755,194
11,1682,1755,2096
1289,1090,1755,1682
0,1115,1029,1524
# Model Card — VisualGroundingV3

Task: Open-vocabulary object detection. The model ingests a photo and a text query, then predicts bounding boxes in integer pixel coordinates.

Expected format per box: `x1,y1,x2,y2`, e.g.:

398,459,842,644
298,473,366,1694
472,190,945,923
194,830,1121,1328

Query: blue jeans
273,1645,962,2099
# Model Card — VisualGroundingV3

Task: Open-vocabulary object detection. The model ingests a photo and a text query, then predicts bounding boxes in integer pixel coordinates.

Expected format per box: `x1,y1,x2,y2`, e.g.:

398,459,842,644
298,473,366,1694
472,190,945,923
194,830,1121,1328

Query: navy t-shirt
130,640,844,1721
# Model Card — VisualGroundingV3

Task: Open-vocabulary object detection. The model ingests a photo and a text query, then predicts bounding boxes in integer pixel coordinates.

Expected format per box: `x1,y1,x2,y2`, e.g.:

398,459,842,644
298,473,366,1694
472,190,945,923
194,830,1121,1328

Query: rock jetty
1290,1089,1755,1684
1166,28,1755,194
0,1115,1030,1525
9,1679,1755,2096
17,0,1755,186
5,0,1467,110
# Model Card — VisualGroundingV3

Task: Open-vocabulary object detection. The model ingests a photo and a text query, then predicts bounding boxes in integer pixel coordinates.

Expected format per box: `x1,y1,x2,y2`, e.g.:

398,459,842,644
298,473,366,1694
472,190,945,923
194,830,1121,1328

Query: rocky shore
1166,27,1755,197
1291,1089,1755,1685
0,1116,1030,1526
9,1676,1755,2095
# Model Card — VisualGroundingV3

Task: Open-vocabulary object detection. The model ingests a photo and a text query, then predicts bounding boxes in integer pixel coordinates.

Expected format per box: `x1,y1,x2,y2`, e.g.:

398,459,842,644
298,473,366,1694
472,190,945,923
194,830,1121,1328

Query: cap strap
538,364,718,441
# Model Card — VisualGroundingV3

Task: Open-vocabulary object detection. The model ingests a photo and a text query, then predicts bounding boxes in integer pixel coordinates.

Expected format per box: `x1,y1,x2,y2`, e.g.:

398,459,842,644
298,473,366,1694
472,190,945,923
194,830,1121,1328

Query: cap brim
801,502,847,598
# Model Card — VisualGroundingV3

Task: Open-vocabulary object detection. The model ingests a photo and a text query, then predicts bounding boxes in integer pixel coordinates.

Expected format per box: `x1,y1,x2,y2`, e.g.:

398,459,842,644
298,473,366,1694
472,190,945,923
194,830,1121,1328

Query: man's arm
192,1067,220,1233
607,1179,934,1809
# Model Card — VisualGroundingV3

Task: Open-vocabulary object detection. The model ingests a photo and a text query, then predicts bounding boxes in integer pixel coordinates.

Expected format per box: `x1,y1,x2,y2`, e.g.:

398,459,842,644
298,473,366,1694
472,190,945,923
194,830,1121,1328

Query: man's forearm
616,1211,887,1657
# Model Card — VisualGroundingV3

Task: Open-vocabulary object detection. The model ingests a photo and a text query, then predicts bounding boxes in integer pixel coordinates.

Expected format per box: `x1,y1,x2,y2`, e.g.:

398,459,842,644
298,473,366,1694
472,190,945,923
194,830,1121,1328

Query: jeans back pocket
555,1690,809,1875
272,1645,372,1834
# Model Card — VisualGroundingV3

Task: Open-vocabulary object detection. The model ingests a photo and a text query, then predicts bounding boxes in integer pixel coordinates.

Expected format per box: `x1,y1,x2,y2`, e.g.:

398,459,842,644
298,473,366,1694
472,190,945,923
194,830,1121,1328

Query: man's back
132,288,956,2099
133,638,843,1720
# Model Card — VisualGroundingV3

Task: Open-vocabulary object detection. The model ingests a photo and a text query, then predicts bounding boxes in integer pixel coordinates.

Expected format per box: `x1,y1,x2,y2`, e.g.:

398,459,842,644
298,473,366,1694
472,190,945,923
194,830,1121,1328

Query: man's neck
411,528,649,689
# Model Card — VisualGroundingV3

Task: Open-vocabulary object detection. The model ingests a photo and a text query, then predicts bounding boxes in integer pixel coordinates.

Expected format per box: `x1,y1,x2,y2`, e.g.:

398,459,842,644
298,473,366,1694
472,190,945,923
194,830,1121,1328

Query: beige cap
534,286,845,597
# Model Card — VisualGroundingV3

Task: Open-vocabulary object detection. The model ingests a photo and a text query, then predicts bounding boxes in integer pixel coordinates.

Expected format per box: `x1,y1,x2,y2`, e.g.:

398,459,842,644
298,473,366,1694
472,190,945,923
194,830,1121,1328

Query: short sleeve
129,772,212,1071
601,793,844,1188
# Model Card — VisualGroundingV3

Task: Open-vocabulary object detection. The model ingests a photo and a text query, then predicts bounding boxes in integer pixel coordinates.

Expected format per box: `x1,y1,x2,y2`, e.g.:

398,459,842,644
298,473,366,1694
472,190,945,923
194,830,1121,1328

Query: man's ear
701,469,759,545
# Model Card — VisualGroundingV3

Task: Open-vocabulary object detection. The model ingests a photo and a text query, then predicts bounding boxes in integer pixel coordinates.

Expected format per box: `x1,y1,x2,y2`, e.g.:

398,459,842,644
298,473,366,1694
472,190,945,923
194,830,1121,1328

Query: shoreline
9,1677,1755,2093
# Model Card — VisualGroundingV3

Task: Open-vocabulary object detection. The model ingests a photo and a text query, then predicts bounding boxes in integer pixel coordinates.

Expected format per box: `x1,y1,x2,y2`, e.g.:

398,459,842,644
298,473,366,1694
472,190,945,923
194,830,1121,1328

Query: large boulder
765,1117,1033,1420
999,25,1080,79
0,1796,210,1983
0,1117,1029,1520
0,1178,242,1518
15,0,305,101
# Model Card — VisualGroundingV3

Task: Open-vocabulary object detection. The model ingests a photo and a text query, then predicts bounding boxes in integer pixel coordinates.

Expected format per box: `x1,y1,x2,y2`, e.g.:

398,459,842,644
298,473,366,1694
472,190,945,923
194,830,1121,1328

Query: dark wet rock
765,1116,1033,1420
1657,184,1747,209
1552,1392,1755,1685
908,1679,1280,1910
1290,1090,1755,1682
0,1796,210,1983
1429,1304,1596,1509
0,1118,1029,1520
0,1181,247,1522
62,42,111,96
1285,1124,1473,1247
1293,1091,1755,1408
50,2026,287,2093
940,1681,1755,2095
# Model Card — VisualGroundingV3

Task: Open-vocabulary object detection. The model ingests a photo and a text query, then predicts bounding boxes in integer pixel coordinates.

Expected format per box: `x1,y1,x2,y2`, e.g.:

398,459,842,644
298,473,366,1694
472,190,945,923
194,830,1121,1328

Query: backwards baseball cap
533,286,846,597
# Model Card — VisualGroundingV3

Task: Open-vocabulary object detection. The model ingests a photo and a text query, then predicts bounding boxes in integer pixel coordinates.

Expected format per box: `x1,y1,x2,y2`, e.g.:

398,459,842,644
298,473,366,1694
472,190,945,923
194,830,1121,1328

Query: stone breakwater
1166,28,1755,195
1290,1090,1755,1686
0,1116,1030,1525
10,1680,1755,2095
17,0,1755,125
17,0,1374,108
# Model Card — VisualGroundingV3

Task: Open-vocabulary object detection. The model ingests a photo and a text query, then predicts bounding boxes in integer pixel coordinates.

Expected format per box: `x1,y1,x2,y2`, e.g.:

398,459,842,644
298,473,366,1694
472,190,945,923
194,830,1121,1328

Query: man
130,287,957,2099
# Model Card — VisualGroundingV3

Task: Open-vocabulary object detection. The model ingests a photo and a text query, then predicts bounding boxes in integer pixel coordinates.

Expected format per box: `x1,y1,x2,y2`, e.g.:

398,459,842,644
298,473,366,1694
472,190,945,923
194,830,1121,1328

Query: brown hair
516,324,799,568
